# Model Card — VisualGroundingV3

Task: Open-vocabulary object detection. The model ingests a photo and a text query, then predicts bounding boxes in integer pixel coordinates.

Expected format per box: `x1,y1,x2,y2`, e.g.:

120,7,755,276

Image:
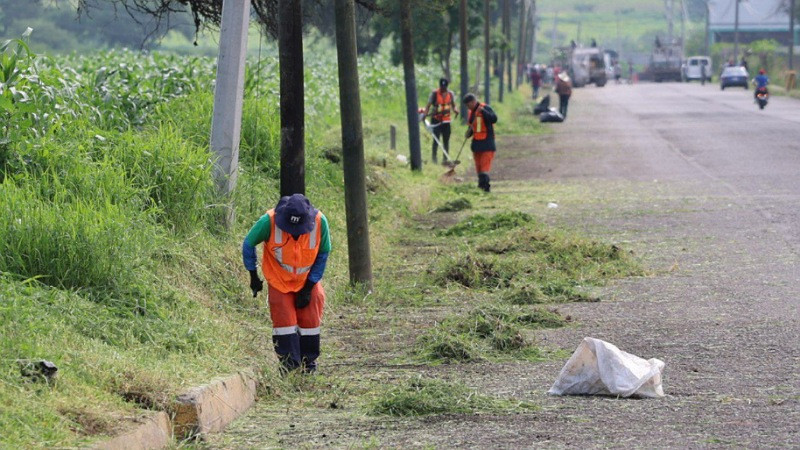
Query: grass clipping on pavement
370,376,537,417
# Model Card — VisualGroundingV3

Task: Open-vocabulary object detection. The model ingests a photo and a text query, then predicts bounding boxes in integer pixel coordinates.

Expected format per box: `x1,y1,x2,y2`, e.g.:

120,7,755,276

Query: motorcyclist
753,69,769,100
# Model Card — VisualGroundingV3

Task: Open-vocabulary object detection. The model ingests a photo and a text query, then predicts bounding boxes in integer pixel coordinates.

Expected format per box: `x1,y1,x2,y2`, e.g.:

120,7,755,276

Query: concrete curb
94,369,262,448
94,411,172,450
172,371,258,439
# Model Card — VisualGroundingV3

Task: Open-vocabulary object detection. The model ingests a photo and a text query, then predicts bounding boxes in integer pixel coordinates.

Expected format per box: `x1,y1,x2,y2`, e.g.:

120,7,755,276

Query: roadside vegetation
1,30,641,447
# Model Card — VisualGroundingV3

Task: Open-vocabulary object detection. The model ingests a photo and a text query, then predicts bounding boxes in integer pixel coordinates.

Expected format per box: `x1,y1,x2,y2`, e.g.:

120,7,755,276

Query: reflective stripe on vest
469,104,489,141
262,210,322,293
435,90,452,122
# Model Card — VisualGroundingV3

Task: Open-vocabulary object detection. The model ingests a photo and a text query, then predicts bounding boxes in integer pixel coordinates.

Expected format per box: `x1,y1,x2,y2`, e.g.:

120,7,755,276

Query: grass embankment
1,34,640,447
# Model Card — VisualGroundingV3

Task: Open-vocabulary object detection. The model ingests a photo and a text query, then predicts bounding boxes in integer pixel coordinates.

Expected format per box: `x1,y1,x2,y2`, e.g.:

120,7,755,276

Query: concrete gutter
172,371,258,438
94,412,172,450
94,369,262,448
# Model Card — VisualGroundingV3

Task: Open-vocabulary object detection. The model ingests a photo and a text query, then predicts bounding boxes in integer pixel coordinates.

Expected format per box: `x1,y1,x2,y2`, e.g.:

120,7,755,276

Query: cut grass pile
436,211,643,303
416,305,567,363
433,197,472,213
370,376,536,417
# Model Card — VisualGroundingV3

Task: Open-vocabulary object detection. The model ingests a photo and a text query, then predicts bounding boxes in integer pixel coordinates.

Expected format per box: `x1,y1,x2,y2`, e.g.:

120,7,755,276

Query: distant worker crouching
243,194,331,373
463,93,498,192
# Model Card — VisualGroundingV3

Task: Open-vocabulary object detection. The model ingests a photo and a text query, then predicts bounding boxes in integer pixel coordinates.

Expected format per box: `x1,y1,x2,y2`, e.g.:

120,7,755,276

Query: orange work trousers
267,283,325,335
473,151,495,175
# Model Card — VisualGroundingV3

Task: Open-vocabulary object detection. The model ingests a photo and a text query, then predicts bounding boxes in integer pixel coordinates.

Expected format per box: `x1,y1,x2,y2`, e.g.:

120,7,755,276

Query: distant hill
533,0,705,58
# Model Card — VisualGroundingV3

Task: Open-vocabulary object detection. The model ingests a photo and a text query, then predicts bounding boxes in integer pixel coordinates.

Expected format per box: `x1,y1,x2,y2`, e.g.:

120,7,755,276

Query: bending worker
424,77,458,164
463,93,498,192
243,193,331,373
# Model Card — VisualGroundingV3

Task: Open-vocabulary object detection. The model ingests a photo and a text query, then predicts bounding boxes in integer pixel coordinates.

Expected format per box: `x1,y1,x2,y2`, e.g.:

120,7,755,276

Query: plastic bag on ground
539,109,564,123
548,337,665,398
533,95,551,115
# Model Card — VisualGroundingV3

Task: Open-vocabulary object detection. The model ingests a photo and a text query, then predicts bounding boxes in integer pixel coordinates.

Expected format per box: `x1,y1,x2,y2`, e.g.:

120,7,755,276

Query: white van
682,56,712,82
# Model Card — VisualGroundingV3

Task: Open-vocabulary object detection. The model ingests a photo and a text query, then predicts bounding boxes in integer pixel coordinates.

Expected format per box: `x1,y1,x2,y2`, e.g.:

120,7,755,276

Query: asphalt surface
209,82,800,448
486,81,800,447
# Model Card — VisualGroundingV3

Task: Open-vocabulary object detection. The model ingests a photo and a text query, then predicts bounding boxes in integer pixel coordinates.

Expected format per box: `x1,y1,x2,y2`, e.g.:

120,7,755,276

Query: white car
682,56,712,82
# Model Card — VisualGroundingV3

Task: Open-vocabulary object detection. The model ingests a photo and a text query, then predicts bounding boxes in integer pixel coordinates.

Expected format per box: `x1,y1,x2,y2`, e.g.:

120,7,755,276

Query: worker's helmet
439,77,449,88
759,69,766,75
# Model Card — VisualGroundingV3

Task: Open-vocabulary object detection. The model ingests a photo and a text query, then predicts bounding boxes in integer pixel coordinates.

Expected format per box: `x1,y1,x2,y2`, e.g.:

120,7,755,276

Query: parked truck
554,46,607,88
649,39,683,82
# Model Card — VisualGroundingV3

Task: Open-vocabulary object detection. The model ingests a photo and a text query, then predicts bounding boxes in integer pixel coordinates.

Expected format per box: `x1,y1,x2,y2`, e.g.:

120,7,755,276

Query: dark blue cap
274,194,317,235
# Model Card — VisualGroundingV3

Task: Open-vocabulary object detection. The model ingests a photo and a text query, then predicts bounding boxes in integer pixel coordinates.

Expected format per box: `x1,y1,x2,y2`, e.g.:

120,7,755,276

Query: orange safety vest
262,209,322,293
434,90,452,122
468,103,489,141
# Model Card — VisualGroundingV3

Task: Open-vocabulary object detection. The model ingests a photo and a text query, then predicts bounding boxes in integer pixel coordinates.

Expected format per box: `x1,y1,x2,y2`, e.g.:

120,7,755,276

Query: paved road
488,82,800,447
209,83,800,448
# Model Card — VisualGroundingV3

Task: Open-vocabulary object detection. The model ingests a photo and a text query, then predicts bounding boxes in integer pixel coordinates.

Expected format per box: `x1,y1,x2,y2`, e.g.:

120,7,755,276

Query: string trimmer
442,134,470,178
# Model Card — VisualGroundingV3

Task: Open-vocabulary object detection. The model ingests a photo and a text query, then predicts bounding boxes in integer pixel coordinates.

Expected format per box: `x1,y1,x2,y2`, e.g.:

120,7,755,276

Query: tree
498,0,506,102
334,0,373,287
399,0,422,171
372,0,482,82
484,0,490,103
459,0,468,122
278,0,305,196
516,0,526,87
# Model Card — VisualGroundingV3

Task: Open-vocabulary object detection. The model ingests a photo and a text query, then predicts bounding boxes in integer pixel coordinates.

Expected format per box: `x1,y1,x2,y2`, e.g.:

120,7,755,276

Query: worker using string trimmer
242,193,331,373
463,93,498,192
424,77,458,164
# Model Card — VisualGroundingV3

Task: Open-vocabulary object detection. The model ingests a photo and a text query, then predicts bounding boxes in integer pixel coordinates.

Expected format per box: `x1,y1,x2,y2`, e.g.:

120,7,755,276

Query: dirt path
206,84,799,448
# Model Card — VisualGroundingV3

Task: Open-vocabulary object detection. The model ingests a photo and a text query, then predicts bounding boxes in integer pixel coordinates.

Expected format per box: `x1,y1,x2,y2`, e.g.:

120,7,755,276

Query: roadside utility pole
460,0,469,122
790,0,796,71
400,1,422,170
334,0,373,288
705,1,710,57
279,0,305,196
210,0,249,229
734,0,741,63
484,0,491,103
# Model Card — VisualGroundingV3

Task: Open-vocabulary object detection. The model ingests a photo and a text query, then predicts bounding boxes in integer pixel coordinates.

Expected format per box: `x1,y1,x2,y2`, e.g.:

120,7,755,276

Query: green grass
370,376,537,417
416,305,567,363
0,31,644,447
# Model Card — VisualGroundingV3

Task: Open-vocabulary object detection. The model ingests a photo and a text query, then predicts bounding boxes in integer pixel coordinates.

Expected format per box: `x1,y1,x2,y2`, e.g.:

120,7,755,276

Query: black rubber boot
484,174,491,192
300,334,321,373
478,173,490,192
272,334,301,373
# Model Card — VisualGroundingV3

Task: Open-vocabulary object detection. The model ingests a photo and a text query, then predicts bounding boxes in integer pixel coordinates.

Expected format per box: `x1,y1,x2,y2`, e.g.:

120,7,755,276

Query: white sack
548,337,665,398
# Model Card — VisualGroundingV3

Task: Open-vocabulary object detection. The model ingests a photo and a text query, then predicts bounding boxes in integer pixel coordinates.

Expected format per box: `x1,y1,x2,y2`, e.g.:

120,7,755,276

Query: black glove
295,280,316,309
249,270,263,298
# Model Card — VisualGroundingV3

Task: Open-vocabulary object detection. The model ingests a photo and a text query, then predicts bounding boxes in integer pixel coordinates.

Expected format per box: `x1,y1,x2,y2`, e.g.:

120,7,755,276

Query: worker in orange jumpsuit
243,194,331,373
463,93,498,192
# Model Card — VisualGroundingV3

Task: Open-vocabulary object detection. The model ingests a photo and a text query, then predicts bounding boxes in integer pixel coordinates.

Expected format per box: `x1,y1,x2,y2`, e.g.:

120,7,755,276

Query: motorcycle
755,87,769,110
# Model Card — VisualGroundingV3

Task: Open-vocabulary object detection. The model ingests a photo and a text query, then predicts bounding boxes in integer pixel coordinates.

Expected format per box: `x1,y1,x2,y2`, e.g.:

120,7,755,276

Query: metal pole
334,0,373,288
734,0,740,63
210,0,250,229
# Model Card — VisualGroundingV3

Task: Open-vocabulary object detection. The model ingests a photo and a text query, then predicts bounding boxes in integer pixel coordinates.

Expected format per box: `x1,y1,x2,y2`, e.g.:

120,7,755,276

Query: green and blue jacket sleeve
242,213,271,272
